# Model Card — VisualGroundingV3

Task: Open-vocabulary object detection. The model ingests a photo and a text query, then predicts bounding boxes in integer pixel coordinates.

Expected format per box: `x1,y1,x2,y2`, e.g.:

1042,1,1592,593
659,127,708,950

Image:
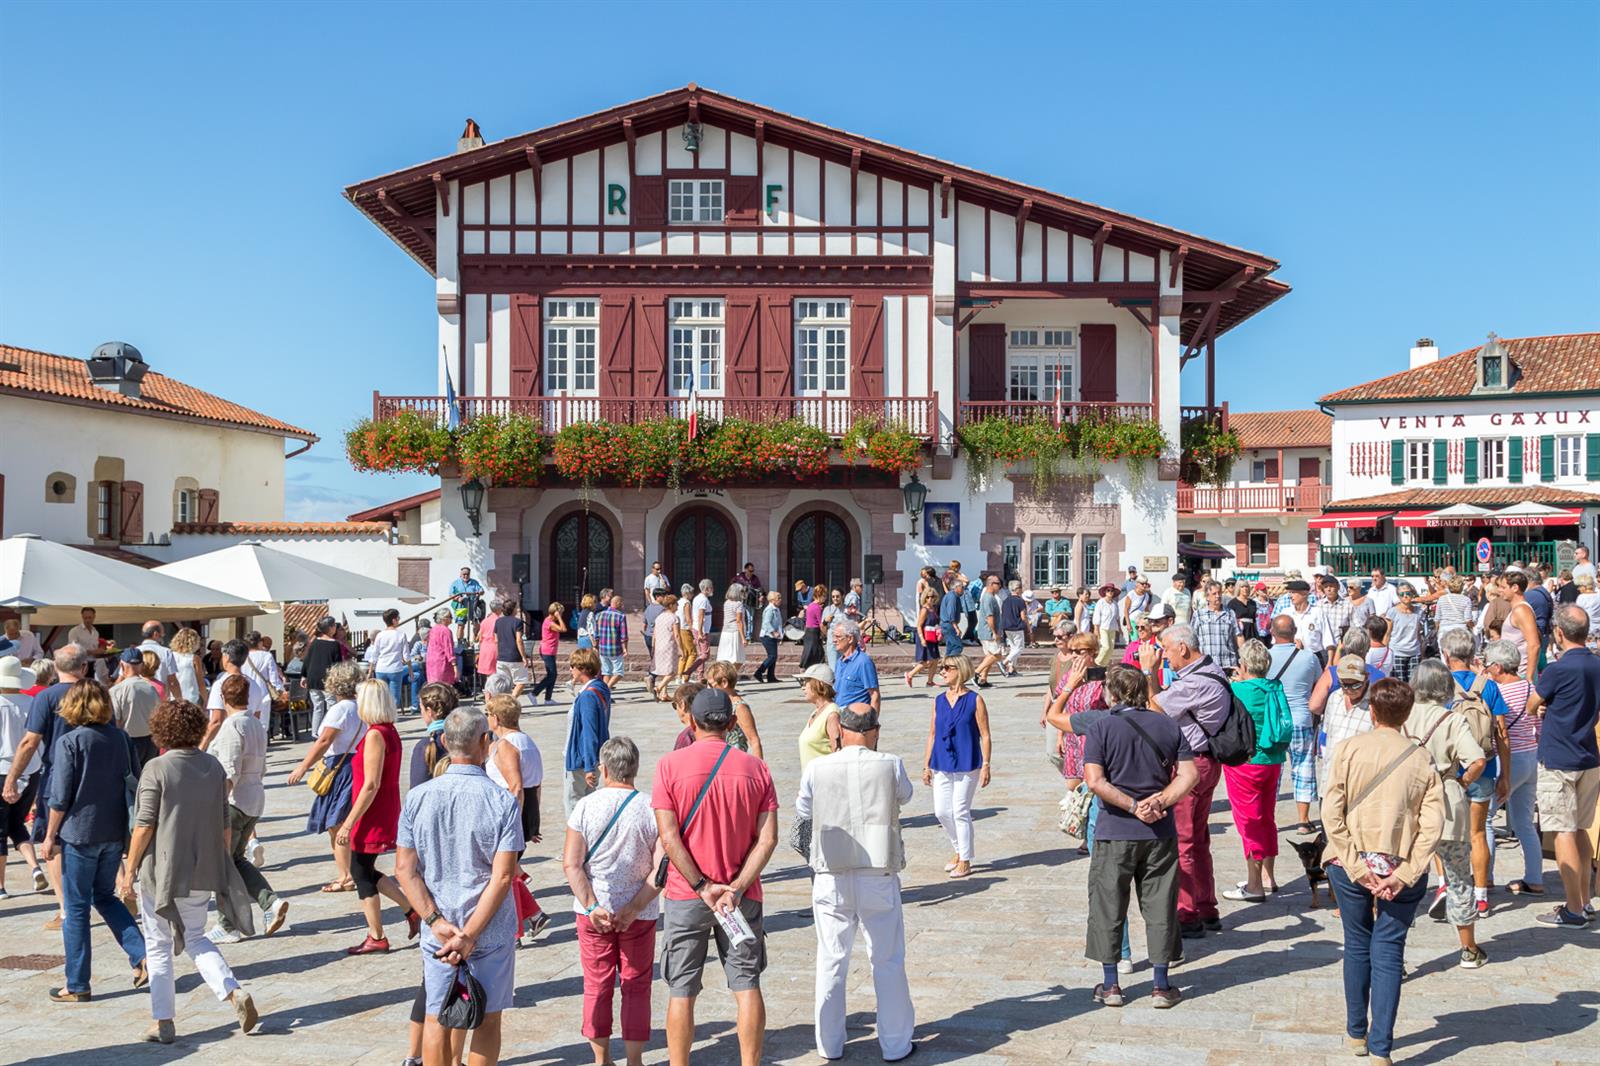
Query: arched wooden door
549,510,615,610
788,511,852,596
666,507,736,602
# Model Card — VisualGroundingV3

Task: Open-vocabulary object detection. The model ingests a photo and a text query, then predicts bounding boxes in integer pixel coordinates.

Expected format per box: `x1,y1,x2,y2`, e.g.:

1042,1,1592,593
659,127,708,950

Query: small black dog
1288,830,1330,908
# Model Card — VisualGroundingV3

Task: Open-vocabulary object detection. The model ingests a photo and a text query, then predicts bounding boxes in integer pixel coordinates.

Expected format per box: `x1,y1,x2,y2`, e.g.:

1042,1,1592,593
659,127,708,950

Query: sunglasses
939,664,959,672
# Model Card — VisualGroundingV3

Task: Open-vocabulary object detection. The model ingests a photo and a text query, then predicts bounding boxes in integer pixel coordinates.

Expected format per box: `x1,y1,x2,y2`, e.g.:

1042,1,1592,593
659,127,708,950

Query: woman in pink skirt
424,608,458,686
1222,639,1293,901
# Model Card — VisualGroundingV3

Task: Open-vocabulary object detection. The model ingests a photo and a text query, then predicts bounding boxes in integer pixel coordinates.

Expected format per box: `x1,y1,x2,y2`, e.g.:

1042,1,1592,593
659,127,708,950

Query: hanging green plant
456,413,546,487
344,410,453,475
841,417,925,475
956,414,1169,493
1180,420,1242,489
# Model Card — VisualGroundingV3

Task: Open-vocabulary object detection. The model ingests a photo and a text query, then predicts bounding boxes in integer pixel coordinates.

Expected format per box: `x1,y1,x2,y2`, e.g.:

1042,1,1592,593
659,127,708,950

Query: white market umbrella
154,541,427,606
0,534,261,625
1489,501,1581,528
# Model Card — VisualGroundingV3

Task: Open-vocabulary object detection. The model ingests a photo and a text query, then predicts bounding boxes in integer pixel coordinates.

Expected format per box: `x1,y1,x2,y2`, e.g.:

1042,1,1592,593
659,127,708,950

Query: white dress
716,601,746,664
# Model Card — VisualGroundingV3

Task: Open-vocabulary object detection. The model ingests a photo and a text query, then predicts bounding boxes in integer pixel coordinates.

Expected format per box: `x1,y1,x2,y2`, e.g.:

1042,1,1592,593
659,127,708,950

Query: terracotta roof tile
1325,486,1600,510
347,488,441,522
1227,409,1331,449
0,344,316,439
1320,334,1600,404
171,521,388,536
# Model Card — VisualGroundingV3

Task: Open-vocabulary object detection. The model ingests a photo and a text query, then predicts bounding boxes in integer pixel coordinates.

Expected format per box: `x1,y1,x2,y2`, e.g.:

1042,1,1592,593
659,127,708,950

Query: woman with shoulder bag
286,661,365,893
1221,640,1293,901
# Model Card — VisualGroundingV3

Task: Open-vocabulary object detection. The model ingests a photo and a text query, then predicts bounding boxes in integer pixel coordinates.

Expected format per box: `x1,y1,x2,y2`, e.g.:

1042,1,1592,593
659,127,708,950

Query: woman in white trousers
922,656,991,878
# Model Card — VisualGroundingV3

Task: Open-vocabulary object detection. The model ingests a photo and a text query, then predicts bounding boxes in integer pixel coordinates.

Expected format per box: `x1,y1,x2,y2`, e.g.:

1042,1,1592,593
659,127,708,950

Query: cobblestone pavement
2,669,1596,1065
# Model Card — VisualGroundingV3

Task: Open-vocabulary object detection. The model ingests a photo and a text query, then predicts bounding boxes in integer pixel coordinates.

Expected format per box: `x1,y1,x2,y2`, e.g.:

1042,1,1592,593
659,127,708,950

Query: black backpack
1189,671,1258,766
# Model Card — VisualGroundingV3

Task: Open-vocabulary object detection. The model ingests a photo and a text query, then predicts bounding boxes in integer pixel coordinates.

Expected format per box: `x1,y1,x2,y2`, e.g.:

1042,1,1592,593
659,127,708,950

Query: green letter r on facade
607,184,626,215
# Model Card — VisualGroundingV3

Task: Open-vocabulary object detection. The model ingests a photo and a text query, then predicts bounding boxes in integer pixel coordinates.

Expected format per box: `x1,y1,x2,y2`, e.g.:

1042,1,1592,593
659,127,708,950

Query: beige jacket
1322,727,1445,885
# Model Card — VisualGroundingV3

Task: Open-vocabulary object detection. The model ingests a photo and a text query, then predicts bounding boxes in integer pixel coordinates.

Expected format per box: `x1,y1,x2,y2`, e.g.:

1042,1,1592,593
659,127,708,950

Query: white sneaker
207,925,244,945
248,837,265,866
32,866,48,892
1117,958,1134,975
262,898,289,937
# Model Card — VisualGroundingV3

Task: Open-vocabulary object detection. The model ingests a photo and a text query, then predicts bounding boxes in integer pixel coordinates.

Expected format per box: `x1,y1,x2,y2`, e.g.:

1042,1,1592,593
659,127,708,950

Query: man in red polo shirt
654,688,778,1066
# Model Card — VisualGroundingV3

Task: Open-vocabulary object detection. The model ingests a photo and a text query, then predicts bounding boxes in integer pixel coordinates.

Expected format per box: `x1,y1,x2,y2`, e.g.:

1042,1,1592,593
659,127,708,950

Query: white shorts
495,662,531,686
980,639,1003,656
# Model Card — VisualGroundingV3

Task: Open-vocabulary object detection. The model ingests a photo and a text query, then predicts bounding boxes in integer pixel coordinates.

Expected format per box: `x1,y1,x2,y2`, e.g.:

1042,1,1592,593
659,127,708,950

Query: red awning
1392,509,1442,528
1309,510,1395,530
1495,508,1582,527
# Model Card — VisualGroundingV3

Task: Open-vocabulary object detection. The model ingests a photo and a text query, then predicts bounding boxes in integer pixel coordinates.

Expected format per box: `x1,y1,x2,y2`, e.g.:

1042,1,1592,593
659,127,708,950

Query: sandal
1507,880,1546,895
320,879,355,893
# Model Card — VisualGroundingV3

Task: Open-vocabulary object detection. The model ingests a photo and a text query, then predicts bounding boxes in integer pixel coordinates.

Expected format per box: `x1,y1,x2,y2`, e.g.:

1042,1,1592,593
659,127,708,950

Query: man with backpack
1141,624,1233,939
1440,627,1512,918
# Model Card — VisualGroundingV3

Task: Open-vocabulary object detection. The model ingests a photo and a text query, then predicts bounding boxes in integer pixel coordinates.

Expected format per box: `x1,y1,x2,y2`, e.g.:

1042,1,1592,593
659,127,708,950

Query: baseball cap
1336,654,1367,683
797,663,835,686
690,687,734,728
1146,603,1174,622
120,646,144,664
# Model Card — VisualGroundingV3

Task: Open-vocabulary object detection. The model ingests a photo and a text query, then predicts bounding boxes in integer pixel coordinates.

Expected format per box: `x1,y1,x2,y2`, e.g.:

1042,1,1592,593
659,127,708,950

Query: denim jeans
406,662,426,708
756,636,779,682
1327,864,1428,1059
1495,748,1543,886
941,622,963,658
62,840,146,992
531,653,558,701
308,688,331,734
375,670,407,711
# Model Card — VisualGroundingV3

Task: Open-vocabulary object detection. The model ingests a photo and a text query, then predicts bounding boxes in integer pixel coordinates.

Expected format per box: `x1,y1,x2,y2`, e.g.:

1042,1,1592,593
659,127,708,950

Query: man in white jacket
795,703,916,1062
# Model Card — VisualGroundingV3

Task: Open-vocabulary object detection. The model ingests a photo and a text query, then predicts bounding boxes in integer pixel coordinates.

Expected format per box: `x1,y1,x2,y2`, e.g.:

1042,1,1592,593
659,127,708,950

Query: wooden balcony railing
372,393,940,438
956,400,1155,426
1180,402,1229,431
1177,481,1333,515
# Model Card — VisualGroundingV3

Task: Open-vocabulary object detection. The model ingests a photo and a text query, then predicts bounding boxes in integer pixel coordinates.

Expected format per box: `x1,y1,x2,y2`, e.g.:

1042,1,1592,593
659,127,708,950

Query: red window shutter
850,299,885,398
1264,457,1280,480
725,295,759,398
197,488,219,525
1307,529,1320,567
510,295,542,396
119,480,144,544
635,295,668,397
1079,323,1118,404
1235,529,1248,565
968,323,1006,402
759,297,794,396
1298,456,1320,482
599,295,634,397
725,176,759,226
635,177,666,227
1266,529,1280,568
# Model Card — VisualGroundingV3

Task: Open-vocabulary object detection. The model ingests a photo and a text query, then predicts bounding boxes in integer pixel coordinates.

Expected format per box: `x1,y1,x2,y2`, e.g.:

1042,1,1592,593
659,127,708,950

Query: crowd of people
0,548,1596,1066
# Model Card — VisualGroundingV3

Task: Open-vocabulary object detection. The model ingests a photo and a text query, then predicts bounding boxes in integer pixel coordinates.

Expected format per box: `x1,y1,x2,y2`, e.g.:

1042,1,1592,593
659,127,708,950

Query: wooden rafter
940,175,952,218
525,145,543,204
1216,265,1257,292
1091,222,1113,281
1119,302,1152,330
1015,198,1032,247
1168,244,1188,288
375,188,436,254
1180,301,1223,365
431,172,450,217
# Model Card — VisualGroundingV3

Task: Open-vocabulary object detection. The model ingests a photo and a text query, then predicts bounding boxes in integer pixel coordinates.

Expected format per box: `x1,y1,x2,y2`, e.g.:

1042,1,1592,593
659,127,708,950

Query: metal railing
373,393,939,438
1321,541,1561,577
1177,482,1332,515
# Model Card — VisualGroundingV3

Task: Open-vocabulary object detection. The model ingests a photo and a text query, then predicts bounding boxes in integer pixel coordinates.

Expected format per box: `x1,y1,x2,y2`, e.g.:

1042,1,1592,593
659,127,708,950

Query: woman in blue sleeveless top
921,655,992,878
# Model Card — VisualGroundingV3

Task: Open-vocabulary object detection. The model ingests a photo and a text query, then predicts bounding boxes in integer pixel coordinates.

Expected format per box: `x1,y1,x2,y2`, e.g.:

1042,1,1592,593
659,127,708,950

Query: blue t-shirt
939,591,963,626
977,591,1001,640
834,649,880,708
1534,647,1600,772
1268,644,1323,727
1525,584,1553,637
1000,596,1028,633
1080,707,1192,842
24,682,73,781
1452,669,1509,779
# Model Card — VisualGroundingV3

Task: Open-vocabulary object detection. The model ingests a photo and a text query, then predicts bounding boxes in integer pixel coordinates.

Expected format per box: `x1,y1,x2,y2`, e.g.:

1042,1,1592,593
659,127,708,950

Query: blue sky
3,1,1596,519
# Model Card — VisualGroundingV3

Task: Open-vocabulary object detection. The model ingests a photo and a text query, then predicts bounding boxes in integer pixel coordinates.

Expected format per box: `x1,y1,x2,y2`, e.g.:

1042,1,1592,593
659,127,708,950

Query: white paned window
1481,438,1506,480
1557,434,1583,478
1032,537,1073,587
177,489,196,524
668,179,724,223
794,300,849,394
1406,441,1431,482
1082,535,1101,589
669,299,724,396
544,298,599,395
96,481,113,538
1247,532,1269,566
1250,459,1269,482
1006,327,1078,403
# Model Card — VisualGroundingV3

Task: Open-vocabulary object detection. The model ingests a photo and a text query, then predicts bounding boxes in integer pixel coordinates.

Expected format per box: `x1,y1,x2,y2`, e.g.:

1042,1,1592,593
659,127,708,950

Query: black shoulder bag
654,744,733,889
1188,671,1258,766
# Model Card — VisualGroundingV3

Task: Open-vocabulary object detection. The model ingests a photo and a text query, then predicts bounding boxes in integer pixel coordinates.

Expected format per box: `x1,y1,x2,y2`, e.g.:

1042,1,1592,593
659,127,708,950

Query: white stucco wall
0,395,290,545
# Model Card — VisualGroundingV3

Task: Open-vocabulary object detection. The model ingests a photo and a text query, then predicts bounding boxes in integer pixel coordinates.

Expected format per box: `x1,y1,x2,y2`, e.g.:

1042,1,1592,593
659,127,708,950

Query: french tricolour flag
687,366,700,442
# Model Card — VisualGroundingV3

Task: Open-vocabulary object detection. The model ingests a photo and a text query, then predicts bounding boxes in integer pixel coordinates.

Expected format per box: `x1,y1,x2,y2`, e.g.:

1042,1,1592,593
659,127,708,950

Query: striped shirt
1434,593,1474,636
1497,678,1538,753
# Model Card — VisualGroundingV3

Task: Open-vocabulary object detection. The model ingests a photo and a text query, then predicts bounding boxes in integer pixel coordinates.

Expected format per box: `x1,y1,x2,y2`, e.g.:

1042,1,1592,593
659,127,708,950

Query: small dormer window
1475,333,1512,392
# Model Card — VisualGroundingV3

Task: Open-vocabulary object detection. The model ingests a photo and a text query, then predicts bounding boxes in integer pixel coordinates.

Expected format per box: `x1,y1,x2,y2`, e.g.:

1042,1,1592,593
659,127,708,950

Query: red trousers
1175,753,1221,924
578,912,656,1042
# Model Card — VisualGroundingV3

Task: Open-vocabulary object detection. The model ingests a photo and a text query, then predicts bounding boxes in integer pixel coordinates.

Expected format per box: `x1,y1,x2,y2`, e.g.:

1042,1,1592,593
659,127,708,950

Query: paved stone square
2,669,1596,1065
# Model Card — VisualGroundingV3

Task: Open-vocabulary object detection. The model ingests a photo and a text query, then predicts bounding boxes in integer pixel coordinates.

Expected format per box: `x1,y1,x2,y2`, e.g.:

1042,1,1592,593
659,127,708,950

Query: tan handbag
306,751,354,796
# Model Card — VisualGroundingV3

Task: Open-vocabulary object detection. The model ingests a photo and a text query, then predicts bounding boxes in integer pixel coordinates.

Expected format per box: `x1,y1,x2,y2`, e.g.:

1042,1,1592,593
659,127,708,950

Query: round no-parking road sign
1476,537,1493,564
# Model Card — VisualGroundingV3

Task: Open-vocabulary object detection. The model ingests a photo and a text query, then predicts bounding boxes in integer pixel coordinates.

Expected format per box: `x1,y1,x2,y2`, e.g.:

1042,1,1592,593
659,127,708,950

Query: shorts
1464,775,1494,804
1537,765,1600,834
599,653,625,676
660,895,766,997
496,662,531,686
980,639,1003,656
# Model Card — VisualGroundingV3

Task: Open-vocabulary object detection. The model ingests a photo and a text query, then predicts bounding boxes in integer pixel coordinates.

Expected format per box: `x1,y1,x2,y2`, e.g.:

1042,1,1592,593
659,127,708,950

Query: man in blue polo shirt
1526,606,1600,927
829,620,880,714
